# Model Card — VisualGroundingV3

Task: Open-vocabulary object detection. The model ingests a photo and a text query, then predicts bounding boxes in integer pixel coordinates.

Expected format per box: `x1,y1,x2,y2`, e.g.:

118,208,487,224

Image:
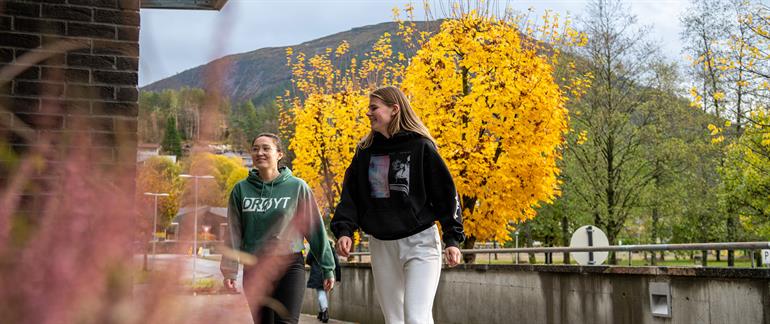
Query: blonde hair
360,86,436,148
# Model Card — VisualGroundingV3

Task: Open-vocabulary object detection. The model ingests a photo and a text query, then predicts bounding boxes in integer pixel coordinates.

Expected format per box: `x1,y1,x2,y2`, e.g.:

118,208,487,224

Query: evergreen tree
161,116,182,157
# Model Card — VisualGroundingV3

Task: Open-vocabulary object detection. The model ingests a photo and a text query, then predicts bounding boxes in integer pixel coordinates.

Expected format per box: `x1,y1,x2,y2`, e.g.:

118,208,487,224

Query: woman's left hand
444,246,462,267
323,278,335,292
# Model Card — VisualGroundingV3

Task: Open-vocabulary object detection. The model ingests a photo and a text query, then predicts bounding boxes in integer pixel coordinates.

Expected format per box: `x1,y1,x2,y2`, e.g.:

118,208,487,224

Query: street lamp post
179,174,214,286
515,230,520,264
144,192,169,270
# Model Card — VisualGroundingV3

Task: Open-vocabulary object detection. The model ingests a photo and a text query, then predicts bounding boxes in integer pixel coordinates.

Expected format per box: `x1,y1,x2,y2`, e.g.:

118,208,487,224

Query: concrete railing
302,263,770,324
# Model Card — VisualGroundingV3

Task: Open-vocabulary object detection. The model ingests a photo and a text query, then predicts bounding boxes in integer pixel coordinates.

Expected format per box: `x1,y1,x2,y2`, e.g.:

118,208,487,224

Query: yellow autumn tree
402,10,583,253
183,152,247,207
284,39,400,215
284,5,587,255
290,92,369,214
137,156,182,232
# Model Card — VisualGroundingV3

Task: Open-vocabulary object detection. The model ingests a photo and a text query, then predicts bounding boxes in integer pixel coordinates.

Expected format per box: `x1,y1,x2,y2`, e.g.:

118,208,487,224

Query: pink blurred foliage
0,5,301,320
0,119,145,323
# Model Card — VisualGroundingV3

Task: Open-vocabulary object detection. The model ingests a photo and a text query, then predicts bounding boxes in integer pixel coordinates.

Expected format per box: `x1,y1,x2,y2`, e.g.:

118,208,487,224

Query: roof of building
173,206,227,223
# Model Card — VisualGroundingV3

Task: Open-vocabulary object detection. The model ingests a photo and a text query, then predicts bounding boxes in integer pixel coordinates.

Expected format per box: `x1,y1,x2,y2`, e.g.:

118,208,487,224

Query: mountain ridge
141,21,436,104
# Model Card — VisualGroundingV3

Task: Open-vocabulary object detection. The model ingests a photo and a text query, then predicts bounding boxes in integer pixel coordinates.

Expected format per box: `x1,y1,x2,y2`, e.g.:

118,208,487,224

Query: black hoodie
330,131,465,247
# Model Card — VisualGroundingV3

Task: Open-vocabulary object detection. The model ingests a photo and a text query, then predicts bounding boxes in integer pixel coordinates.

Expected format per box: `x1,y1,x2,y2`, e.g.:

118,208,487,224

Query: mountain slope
141,21,435,104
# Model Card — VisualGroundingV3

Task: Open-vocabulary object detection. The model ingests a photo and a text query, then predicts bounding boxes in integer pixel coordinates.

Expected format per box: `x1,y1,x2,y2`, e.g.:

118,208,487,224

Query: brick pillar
0,0,140,214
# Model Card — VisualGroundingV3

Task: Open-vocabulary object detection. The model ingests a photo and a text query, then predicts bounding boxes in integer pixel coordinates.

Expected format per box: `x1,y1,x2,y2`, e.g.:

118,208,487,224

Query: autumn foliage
283,7,588,251
402,12,577,244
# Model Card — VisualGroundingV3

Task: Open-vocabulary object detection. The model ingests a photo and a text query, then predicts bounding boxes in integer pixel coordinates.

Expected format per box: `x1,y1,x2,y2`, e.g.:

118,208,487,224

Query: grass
624,259,755,268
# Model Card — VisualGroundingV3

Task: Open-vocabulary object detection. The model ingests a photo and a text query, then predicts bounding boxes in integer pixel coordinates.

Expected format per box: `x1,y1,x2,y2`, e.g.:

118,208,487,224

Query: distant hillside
140,21,436,105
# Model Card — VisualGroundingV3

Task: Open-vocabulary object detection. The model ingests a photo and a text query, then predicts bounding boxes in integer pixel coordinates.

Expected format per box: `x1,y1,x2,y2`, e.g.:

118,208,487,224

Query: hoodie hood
247,166,292,188
372,130,423,146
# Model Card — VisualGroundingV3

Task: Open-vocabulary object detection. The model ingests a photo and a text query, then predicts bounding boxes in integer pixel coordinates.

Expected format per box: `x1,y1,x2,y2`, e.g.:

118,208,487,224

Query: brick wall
0,0,140,214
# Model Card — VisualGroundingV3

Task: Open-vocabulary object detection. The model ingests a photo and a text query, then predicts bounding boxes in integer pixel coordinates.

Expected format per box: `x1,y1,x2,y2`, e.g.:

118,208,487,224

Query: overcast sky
138,0,689,86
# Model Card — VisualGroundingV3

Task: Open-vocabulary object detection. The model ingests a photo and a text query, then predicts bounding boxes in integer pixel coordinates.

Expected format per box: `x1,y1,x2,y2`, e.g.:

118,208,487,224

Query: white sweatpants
370,225,443,324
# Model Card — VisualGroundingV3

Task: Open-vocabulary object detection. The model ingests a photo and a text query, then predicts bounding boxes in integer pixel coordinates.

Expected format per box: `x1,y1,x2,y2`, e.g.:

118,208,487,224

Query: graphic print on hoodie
331,131,464,246
242,196,292,212
369,152,411,198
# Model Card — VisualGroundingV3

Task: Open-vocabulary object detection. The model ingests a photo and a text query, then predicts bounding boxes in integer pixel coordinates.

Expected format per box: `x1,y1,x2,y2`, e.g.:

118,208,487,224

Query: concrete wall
302,263,770,324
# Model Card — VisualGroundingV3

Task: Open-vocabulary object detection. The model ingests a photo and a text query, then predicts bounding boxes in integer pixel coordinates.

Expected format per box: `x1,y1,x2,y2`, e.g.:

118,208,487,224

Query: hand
323,278,335,292
223,278,236,290
337,236,352,257
444,246,461,267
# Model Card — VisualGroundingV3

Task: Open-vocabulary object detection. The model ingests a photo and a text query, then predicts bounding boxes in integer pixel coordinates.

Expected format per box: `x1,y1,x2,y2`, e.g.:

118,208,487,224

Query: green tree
138,91,162,143
720,109,770,239
566,0,658,263
639,62,723,264
682,0,770,265
227,100,280,152
161,115,182,157
227,100,258,151
139,87,230,145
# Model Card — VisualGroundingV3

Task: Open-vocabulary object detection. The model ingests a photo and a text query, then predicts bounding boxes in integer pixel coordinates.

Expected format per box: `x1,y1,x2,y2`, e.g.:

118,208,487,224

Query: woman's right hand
337,236,352,257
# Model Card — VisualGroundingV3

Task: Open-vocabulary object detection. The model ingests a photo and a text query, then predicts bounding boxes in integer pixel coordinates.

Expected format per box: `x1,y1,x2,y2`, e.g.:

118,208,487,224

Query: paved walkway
135,254,354,324
172,293,352,324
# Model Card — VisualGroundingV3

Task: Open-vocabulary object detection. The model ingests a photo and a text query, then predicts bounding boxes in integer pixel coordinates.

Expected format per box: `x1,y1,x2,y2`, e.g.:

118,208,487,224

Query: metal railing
347,241,770,268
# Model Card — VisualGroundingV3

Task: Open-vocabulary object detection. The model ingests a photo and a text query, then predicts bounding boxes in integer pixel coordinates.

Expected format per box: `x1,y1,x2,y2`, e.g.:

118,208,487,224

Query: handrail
348,241,770,255
140,240,769,267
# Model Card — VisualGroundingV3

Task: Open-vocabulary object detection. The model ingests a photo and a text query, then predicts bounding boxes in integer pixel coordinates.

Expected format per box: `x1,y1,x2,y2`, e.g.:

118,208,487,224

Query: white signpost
762,249,770,265
570,225,610,266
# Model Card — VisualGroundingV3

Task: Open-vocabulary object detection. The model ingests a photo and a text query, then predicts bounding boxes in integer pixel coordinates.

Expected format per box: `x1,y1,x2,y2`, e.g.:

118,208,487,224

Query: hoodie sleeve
330,150,360,239
220,185,243,280
424,142,465,248
298,183,336,280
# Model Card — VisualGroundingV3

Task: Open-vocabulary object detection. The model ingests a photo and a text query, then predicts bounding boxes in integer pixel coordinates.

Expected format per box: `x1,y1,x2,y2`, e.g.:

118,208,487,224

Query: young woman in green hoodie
331,86,465,324
220,133,336,324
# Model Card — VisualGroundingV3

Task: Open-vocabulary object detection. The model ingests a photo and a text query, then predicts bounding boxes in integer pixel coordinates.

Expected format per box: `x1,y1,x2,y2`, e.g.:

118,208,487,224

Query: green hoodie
220,167,335,280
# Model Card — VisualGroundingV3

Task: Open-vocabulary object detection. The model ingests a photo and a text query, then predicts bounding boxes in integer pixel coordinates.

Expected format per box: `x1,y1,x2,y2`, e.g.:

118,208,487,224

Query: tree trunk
727,214,736,266
608,232,617,265
651,206,659,266
606,133,617,266
544,236,553,264
701,250,708,267
561,215,570,264
524,223,536,264
755,251,762,268
462,236,477,264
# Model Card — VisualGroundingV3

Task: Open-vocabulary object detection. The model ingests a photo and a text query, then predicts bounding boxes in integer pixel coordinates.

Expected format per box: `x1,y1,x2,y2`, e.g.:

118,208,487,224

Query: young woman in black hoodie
331,86,465,324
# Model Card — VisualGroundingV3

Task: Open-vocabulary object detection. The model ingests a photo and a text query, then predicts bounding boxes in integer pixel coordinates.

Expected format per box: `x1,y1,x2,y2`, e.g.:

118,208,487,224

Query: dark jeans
243,253,306,324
